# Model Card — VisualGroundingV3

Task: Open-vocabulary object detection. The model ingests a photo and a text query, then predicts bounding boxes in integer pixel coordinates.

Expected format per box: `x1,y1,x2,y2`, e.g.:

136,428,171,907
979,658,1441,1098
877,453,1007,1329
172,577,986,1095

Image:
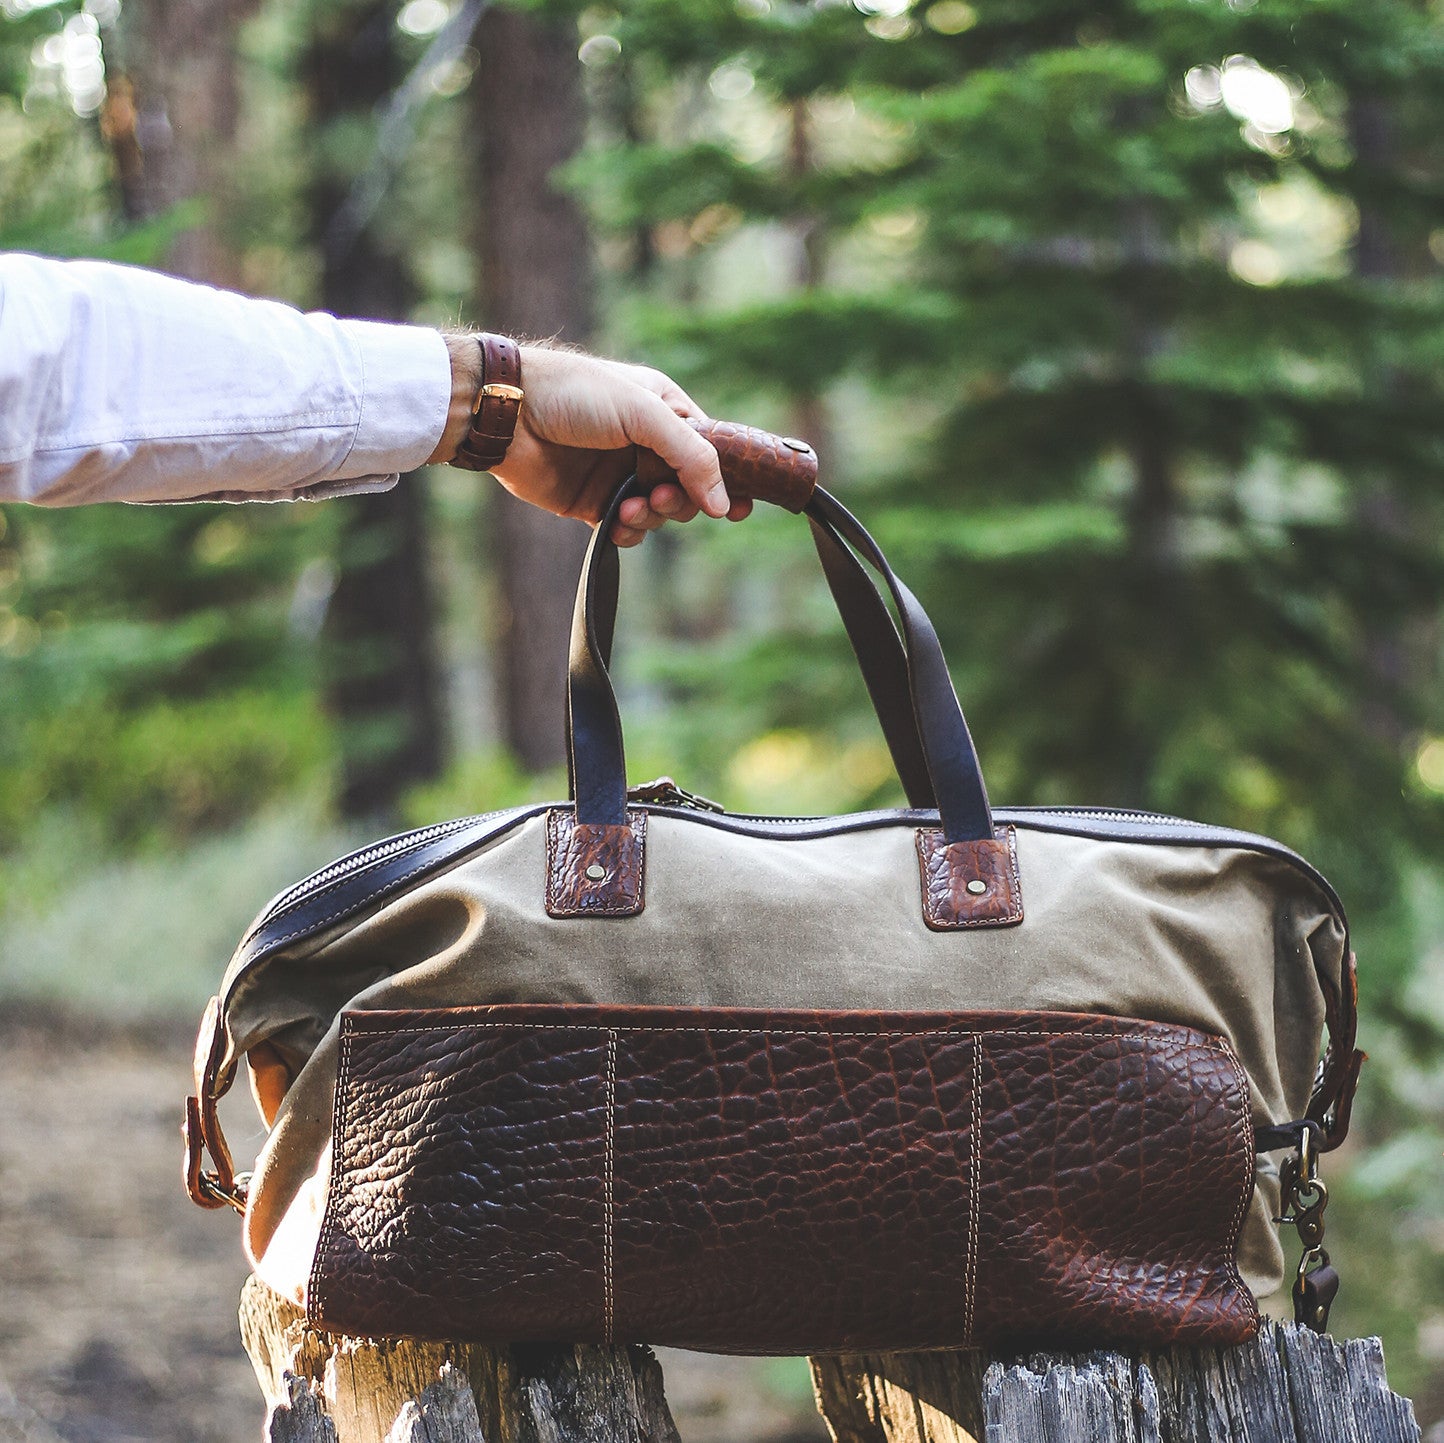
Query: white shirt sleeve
0,253,452,506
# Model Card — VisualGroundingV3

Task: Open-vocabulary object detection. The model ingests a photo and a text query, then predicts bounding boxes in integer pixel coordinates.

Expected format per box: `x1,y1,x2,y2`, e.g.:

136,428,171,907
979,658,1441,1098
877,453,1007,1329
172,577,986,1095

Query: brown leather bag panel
972,1028,1258,1349
310,1005,1257,1351
309,1022,609,1340
610,1023,976,1352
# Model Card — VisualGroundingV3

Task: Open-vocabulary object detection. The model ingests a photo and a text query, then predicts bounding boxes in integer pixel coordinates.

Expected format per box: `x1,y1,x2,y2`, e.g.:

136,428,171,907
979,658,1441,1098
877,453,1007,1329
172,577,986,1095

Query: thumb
621,388,729,518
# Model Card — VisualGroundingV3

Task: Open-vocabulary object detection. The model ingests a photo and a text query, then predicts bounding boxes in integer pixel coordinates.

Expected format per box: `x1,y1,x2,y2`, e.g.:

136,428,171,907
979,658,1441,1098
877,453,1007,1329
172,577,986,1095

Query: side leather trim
546,808,647,918
183,995,235,1208
916,825,1023,929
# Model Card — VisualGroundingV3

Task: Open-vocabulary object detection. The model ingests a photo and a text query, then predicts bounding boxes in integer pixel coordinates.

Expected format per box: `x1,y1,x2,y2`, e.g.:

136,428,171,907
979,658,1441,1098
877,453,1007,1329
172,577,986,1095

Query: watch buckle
476,382,524,408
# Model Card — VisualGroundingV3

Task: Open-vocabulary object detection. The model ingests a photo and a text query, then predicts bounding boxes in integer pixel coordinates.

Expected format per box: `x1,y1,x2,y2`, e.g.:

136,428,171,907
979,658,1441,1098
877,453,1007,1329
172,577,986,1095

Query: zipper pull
627,776,725,813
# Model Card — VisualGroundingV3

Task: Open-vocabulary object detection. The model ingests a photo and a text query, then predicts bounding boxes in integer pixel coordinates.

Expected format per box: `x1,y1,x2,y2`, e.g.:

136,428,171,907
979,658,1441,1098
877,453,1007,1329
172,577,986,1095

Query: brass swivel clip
1275,1124,1338,1333
626,777,725,813
199,1169,252,1216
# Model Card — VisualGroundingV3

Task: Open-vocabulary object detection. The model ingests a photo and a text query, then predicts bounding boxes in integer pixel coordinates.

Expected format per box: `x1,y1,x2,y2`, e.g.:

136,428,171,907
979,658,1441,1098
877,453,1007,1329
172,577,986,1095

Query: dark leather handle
568,476,993,842
588,497,938,811
688,419,818,513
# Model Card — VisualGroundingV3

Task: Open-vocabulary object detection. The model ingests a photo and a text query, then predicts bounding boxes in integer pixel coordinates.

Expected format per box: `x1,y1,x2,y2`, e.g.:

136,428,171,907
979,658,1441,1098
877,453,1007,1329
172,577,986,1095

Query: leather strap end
183,1096,230,1210
1294,1259,1340,1333
1312,1048,1365,1152
188,995,238,1208
1308,950,1362,1151
917,826,1024,930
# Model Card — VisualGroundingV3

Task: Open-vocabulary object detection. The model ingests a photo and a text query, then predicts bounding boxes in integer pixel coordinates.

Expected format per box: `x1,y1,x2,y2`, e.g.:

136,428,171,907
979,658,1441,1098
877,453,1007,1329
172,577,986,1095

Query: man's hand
428,337,753,546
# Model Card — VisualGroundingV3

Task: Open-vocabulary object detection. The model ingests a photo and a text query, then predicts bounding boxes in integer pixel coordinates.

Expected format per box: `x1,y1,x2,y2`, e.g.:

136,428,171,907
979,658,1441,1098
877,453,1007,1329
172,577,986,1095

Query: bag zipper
244,800,1307,942
247,812,506,939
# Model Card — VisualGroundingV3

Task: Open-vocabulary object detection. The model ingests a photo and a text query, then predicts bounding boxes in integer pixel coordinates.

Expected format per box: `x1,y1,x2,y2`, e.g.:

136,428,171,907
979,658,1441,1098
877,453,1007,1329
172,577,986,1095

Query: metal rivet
966,879,988,895
781,437,811,453
585,864,607,882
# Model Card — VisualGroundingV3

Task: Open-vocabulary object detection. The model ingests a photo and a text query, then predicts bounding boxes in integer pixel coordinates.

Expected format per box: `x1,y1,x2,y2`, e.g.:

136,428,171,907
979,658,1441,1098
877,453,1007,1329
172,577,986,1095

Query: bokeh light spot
398,0,450,37
578,34,622,66
1229,240,1283,286
709,62,755,100
1417,738,1444,795
1220,55,1293,135
925,0,974,31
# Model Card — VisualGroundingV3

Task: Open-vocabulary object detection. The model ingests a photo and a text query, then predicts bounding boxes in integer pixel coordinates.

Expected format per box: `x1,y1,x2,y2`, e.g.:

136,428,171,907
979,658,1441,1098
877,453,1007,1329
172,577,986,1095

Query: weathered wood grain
811,1347,989,1443
240,1277,681,1443
265,1373,338,1443
243,1278,1419,1443
383,1365,482,1443
811,1321,1421,1443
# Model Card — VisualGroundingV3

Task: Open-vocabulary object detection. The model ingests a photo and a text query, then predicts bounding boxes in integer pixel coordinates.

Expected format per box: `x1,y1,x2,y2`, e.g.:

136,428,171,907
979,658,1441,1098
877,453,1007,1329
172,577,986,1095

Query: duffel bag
184,421,1361,1355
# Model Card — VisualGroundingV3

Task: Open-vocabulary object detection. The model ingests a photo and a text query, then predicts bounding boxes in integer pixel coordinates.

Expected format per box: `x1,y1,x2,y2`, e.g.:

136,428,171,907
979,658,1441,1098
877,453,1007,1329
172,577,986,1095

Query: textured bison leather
688,419,818,513
309,1004,1258,1352
916,825,1023,929
545,808,647,918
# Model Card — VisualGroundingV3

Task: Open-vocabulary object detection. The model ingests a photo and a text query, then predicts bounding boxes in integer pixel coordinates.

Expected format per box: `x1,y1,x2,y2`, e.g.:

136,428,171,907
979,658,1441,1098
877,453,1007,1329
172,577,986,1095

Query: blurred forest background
2,0,1444,1433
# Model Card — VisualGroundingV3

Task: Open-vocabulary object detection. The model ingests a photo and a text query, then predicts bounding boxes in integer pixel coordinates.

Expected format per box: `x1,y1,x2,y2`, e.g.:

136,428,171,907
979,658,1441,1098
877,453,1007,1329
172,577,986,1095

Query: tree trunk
787,98,830,456
1116,191,1176,808
114,0,259,283
1346,96,1410,750
306,1,444,820
472,7,593,773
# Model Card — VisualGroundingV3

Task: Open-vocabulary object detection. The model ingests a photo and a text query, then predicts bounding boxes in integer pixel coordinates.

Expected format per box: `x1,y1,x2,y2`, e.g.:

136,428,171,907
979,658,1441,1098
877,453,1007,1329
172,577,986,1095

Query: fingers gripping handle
687,419,818,513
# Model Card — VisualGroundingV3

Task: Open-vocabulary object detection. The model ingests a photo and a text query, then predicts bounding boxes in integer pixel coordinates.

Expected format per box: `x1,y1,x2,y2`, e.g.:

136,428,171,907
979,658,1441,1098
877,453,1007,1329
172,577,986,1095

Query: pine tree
576,0,1444,952
0,5,334,846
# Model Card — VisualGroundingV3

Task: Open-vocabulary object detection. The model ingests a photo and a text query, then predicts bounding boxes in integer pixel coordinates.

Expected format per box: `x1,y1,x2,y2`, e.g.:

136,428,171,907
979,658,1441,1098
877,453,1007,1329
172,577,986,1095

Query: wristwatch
451,333,524,471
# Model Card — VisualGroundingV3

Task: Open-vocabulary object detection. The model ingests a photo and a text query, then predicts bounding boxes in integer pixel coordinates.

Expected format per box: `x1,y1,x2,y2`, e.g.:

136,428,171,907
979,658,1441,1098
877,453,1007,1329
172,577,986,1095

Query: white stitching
966,1037,981,1346
329,1018,1257,1340
263,839,514,950
1220,1045,1260,1319
604,1028,618,1344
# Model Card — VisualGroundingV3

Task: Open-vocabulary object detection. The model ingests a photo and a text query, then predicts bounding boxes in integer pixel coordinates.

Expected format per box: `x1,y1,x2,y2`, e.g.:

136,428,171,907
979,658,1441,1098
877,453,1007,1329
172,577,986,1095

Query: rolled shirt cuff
335,319,452,482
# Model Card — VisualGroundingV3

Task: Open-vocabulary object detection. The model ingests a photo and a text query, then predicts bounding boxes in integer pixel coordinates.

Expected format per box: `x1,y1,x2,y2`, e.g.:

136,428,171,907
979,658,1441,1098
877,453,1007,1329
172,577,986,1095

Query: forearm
0,254,451,506
428,333,484,466
0,254,730,543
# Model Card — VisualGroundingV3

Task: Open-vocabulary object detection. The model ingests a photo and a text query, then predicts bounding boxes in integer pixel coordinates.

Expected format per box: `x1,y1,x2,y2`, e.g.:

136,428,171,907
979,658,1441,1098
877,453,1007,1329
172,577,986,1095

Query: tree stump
811,1320,1422,1443
239,1278,681,1443
242,1278,1420,1443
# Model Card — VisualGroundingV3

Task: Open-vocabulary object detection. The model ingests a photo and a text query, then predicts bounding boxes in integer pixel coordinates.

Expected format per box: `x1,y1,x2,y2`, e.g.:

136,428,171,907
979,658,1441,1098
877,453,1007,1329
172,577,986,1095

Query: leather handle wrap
687,418,818,513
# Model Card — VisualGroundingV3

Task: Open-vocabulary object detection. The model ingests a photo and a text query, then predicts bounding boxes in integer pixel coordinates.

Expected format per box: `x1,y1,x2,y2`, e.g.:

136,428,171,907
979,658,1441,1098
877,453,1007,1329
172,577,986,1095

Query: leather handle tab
688,418,818,513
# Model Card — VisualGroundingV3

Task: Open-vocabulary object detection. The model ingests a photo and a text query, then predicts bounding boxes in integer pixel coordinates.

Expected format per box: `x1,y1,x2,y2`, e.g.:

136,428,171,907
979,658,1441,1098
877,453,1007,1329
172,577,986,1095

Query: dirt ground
0,1007,827,1443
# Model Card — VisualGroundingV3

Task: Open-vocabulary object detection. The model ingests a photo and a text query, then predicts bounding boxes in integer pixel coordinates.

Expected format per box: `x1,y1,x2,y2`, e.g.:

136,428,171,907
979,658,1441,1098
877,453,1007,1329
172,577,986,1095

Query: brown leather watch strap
452,333,523,472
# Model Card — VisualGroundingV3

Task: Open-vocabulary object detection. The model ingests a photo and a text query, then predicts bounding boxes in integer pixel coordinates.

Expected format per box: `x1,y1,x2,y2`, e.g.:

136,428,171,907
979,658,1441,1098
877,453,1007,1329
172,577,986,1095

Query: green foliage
402,747,569,827
569,0,1444,1385
0,497,339,846
0,802,358,1017
0,688,334,849
577,0,1444,966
